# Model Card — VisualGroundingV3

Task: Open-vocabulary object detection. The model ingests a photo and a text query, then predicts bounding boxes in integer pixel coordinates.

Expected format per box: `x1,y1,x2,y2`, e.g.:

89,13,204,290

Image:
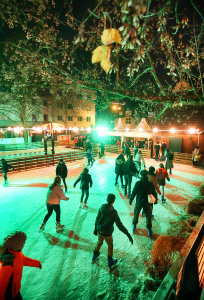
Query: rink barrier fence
153,211,204,300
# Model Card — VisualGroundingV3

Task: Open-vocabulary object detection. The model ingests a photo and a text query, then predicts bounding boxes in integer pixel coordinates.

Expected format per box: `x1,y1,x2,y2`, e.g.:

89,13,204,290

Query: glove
93,229,97,236
127,233,133,244
154,199,158,205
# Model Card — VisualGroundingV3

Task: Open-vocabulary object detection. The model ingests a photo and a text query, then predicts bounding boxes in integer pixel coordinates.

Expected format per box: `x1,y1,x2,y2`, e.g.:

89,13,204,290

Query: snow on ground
0,152,204,300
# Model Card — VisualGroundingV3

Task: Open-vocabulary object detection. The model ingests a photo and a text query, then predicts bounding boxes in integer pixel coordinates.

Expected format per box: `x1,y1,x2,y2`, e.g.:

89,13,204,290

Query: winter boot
108,256,118,269
147,229,152,238
56,222,65,231
92,251,100,262
132,225,136,232
39,222,46,231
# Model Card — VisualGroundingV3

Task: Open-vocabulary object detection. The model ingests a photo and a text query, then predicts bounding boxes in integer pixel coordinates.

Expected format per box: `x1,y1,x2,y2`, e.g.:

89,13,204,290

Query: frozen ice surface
0,153,203,299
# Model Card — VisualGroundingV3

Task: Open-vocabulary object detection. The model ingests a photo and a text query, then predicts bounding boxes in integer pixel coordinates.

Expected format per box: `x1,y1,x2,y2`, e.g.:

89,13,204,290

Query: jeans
115,174,124,185
81,188,89,203
124,175,132,196
62,177,67,192
43,204,61,223
95,234,113,257
133,203,152,229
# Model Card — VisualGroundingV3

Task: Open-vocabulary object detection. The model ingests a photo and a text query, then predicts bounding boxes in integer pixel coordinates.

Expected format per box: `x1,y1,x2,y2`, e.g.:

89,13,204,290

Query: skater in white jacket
134,150,145,173
39,176,69,232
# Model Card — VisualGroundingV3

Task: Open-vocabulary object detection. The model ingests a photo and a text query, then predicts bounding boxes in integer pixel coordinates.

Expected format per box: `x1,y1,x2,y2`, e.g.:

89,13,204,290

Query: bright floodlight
7,127,12,131
73,127,78,132
126,127,130,132
189,128,196,134
153,128,158,133
170,128,176,134
87,127,91,133
97,126,107,136
113,105,117,110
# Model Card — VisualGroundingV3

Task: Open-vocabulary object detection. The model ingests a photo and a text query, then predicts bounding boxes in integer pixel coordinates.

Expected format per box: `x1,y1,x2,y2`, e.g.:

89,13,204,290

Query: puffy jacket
95,204,129,237
155,168,170,186
123,160,138,176
0,248,40,299
115,157,125,175
74,173,93,190
46,184,69,205
56,163,68,178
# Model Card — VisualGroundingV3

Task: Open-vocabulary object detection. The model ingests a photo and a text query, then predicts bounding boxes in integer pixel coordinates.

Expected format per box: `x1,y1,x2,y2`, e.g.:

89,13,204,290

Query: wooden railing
174,152,204,167
153,211,204,300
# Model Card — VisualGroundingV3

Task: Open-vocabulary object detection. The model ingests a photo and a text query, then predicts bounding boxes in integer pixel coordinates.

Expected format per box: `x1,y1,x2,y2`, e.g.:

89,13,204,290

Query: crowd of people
0,139,202,299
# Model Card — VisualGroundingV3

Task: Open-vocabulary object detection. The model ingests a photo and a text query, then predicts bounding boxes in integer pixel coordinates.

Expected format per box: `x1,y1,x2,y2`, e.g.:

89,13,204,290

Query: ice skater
92,193,133,269
115,153,125,188
39,176,69,232
123,155,139,198
156,163,170,203
165,148,174,174
134,150,145,173
1,158,14,186
56,158,68,192
129,170,158,238
0,231,41,300
73,167,93,209
85,149,95,166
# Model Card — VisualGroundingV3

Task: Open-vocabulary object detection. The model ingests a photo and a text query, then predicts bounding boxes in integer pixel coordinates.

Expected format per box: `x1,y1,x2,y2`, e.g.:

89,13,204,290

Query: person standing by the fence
39,176,69,232
73,167,93,209
165,149,174,174
156,163,170,203
192,146,200,167
56,158,68,192
1,158,14,186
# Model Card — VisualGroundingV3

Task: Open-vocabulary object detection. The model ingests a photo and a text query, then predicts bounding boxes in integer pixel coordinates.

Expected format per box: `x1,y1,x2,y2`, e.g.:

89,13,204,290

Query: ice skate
83,203,88,209
92,251,100,262
108,256,118,269
132,225,136,232
147,229,152,238
56,222,65,232
39,223,46,232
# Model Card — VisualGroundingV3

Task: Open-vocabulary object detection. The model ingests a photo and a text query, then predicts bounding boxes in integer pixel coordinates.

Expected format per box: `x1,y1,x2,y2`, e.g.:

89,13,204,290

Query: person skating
56,158,68,192
92,194,133,269
141,166,161,218
1,158,14,186
39,176,69,232
134,150,145,173
125,144,131,159
73,167,93,209
156,163,170,203
154,141,160,161
99,140,105,158
0,231,42,300
129,170,158,238
123,155,139,198
133,144,139,159
161,141,167,161
192,146,200,167
115,153,125,188
165,148,174,174
85,149,95,166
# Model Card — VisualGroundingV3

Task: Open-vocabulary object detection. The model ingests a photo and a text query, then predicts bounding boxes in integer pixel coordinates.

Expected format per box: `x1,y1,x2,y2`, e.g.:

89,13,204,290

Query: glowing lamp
139,127,143,132
189,128,196,134
113,105,117,110
73,127,78,132
153,128,158,133
97,126,107,136
7,127,12,131
87,127,91,133
126,127,130,132
170,128,176,134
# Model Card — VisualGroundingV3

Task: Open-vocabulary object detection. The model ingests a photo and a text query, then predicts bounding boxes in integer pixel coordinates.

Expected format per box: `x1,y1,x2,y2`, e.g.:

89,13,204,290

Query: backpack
168,153,174,160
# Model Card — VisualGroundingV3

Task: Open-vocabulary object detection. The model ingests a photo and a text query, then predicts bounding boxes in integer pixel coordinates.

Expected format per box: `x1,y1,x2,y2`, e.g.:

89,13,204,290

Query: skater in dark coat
123,155,139,198
125,144,131,159
129,170,158,238
85,149,95,166
92,194,133,269
73,168,93,209
99,141,105,158
1,158,14,185
39,176,69,232
154,141,160,160
0,231,42,300
56,159,68,192
115,153,125,187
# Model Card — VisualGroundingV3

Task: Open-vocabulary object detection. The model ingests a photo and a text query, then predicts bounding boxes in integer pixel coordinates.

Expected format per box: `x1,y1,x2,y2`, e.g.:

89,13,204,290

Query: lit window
87,117,91,122
58,116,63,121
78,116,82,121
68,116,73,121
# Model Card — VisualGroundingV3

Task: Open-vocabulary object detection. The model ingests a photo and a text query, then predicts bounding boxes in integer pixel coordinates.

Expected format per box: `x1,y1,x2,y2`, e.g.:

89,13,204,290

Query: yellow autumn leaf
101,29,121,45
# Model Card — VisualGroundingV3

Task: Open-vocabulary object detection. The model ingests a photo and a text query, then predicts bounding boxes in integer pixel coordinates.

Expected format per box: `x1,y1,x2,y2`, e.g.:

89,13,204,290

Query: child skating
1,158,14,186
73,168,93,209
0,231,41,300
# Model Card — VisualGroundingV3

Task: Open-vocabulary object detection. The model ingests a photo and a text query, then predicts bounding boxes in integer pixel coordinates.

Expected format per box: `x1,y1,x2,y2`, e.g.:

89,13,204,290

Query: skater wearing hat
0,231,41,300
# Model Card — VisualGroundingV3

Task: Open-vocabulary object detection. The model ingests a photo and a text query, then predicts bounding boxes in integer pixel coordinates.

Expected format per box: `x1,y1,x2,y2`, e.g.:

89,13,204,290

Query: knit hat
148,166,155,175
4,231,27,251
159,163,164,168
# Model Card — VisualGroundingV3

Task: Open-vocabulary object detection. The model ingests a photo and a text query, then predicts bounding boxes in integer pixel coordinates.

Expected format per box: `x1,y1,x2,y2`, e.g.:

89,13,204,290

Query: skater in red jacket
155,163,170,203
0,231,41,300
